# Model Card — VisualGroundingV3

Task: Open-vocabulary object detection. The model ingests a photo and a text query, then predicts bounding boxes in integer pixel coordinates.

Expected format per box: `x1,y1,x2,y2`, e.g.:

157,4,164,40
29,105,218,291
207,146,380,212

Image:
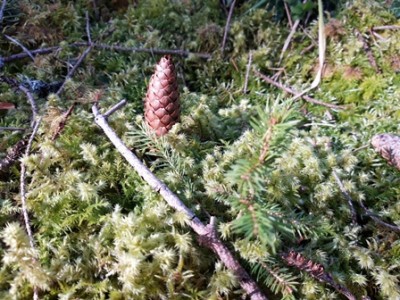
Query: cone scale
144,55,180,136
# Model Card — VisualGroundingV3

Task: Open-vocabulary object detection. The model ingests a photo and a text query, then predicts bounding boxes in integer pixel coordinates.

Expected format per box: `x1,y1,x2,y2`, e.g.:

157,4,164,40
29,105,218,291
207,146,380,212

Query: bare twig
103,99,127,119
358,201,400,233
243,51,253,93
333,169,400,233
282,251,356,300
279,19,300,64
2,43,211,63
92,101,268,300
0,126,26,131
20,118,42,300
332,171,358,225
283,1,293,28
355,30,381,73
51,103,76,141
4,35,35,61
56,45,92,96
17,84,38,124
0,0,7,24
372,25,400,31
221,0,236,55
0,139,27,173
254,69,345,110
85,11,92,44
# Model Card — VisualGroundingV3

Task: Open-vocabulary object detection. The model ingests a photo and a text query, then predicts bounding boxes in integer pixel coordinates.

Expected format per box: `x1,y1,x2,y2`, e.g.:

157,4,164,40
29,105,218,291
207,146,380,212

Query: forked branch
92,101,268,300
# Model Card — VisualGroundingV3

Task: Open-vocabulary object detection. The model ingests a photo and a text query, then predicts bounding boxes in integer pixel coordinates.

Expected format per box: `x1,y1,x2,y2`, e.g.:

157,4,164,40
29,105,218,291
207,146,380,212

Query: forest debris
0,139,27,174
221,0,236,55
282,251,356,300
254,69,345,110
51,103,76,141
92,101,268,300
355,30,381,74
371,133,400,170
144,55,180,136
0,102,15,110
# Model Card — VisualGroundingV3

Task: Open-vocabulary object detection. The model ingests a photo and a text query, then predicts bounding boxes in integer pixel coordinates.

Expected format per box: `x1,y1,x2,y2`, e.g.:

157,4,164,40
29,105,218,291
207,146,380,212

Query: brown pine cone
144,55,180,136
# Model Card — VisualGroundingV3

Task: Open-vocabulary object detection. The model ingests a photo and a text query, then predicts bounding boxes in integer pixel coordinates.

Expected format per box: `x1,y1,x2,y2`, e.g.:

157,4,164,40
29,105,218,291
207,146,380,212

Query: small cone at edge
144,55,180,136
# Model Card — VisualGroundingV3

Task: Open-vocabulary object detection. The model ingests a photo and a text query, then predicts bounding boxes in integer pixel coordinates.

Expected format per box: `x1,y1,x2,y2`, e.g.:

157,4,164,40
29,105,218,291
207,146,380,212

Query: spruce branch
20,117,42,300
253,70,345,110
92,101,268,300
221,0,236,55
282,251,356,300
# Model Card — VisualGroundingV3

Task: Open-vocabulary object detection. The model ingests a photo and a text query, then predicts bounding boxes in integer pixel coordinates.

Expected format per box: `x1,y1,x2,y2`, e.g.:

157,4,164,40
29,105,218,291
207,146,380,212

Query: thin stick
221,0,236,55
355,30,381,73
2,43,211,63
279,19,300,64
254,69,345,110
359,201,400,233
372,25,400,31
4,35,35,61
0,0,7,24
333,170,400,233
332,171,358,224
56,45,92,96
0,126,26,131
103,99,127,119
283,1,293,28
85,11,92,44
17,84,38,124
243,51,253,93
282,251,356,300
92,103,268,300
20,118,41,300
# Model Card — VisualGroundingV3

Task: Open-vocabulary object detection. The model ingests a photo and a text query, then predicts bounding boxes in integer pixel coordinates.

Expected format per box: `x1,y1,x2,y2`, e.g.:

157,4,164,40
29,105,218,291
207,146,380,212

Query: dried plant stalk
371,133,400,170
144,55,180,136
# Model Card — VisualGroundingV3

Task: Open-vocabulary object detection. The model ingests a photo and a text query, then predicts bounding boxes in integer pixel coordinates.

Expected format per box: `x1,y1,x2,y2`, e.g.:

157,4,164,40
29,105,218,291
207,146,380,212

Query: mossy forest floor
0,0,399,299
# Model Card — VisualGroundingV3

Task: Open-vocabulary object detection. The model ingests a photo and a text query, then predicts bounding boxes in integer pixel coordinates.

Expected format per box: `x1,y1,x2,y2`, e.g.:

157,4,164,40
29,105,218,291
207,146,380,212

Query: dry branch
254,69,345,110
282,251,356,300
92,101,268,300
2,42,211,64
0,0,7,24
332,171,358,225
355,30,381,73
221,0,236,55
20,118,42,300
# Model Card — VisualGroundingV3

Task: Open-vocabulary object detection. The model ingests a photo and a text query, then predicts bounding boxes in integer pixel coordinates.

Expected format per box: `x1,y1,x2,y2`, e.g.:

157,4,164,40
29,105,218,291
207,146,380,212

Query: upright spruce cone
144,55,180,136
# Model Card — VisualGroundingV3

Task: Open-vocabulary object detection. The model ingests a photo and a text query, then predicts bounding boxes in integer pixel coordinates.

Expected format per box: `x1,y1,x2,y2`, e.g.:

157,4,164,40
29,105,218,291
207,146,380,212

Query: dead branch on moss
92,100,268,300
2,42,212,64
0,139,27,174
0,75,39,124
221,0,236,55
0,0,7,24
254,70,345,110
333,166,400,233
279,19,300,65
20,118,42,300
56,45,92,96
243,51,252,93
282,251,356,300
0,126,26,131
372,25,400,31
51,102,76,141
332,171,358,225
355,30,381,74
4,35,35,61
